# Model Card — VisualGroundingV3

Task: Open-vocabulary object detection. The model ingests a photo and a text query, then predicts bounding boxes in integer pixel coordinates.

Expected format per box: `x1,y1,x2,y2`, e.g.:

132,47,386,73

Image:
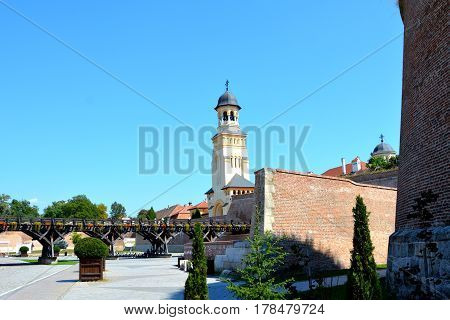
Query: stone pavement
0,257,76,300
63,257,188,300
0,256,386,300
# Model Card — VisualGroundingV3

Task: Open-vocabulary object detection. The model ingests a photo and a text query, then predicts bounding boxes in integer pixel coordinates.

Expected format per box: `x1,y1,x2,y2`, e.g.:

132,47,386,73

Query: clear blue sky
0,0,404,216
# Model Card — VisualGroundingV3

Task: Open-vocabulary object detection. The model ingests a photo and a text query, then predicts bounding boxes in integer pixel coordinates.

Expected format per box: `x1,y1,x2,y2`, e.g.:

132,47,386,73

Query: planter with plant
74,237,109,281
19,246,29,257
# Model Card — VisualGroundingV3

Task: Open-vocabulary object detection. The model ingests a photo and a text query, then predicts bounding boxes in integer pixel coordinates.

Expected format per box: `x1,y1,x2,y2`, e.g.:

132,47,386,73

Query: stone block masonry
254,168,397,269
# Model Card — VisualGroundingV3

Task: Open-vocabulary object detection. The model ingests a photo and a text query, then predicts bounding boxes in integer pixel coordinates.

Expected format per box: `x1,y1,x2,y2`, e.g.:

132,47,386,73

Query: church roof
204,188,214,194
372,142,395,156
222,174,255,189
215,91,241,110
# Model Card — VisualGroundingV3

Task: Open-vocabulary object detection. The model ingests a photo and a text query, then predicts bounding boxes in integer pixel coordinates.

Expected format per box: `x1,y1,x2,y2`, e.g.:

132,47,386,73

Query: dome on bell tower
215,80,241,110
216,91,240,109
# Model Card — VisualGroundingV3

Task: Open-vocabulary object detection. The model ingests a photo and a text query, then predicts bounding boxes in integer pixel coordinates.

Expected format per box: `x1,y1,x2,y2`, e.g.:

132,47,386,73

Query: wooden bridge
0,218,250,261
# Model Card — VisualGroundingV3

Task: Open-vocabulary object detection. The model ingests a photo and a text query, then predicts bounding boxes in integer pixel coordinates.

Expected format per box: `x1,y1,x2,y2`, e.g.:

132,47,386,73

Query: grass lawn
20,259,79,266
285,264,387,282
297,278,392,300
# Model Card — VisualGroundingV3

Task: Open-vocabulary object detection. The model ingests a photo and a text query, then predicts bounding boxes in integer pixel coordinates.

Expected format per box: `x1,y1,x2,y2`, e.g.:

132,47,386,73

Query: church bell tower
205,81,254,217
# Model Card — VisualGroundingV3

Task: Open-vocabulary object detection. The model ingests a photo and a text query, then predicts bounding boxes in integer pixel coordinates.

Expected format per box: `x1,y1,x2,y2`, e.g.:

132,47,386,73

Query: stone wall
387,226,450,299
184,241,234,260
347,168,398,188
387,0,449,299
254,168,397,269
226,193,255,223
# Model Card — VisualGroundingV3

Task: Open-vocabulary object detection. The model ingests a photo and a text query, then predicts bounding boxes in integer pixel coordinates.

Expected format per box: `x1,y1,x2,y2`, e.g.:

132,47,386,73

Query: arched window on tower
230,111,235,121
223,111,228,121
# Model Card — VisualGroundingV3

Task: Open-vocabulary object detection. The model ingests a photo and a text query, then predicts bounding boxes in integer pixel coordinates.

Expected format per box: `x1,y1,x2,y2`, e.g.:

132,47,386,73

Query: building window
230,111,235,121
223,111,228,121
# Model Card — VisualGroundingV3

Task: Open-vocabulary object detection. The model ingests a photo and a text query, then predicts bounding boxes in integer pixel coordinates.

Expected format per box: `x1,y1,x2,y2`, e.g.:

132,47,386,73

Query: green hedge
74,238,109,259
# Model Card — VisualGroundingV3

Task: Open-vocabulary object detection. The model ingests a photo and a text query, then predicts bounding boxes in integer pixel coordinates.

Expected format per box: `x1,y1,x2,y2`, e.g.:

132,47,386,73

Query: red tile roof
322,159,367,177
192,200,208,210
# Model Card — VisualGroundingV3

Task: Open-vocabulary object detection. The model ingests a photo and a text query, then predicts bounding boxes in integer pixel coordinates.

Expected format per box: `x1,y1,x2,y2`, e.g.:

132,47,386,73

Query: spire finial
225,79,229,91
380,134,384,143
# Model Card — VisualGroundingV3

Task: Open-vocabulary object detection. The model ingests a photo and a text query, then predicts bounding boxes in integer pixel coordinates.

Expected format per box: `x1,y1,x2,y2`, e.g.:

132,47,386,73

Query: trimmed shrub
184,223,208,299
74,238,109,259
53,245,61,254
19,246,29,253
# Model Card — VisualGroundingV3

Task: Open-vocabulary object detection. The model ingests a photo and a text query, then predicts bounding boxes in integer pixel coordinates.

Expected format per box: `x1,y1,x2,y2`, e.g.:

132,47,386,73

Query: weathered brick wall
396,0,449,229
255,169,397,269
387,1,449,299
347,169,398,188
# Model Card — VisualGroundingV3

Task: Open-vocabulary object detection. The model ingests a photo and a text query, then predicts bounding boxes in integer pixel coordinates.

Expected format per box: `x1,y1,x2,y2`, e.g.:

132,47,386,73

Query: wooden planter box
20,252,28,257
79,258,104,281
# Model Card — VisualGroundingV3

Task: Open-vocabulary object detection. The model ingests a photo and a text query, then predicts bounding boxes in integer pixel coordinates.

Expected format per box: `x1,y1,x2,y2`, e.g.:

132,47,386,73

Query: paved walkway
63,258,188,300
0,256,386,300
0,257,77,300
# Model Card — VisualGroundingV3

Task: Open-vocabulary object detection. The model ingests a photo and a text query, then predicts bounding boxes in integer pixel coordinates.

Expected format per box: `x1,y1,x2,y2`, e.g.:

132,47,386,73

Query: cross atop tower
380,134,384,143
225,79,229,91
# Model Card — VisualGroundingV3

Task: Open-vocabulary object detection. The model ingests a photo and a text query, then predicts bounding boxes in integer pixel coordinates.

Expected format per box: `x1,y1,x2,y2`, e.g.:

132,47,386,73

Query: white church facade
206,83,254,217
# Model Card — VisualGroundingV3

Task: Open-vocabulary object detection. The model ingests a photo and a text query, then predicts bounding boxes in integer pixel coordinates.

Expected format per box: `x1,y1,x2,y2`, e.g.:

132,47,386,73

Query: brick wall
387,1,449,298
255,169,397,269
396,0,449,229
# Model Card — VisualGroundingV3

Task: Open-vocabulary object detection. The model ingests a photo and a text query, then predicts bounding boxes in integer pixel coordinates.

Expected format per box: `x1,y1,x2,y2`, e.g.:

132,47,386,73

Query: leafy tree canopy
43,195,104,219
0,194,12,215
367,155,398,171
137,207,156,221
9,199,39,219
97,203,108,220
110,202,126,220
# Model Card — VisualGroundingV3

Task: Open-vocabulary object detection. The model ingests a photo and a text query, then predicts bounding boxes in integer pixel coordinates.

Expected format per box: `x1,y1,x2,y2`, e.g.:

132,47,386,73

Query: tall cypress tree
184,223,208,300
347,195,382,299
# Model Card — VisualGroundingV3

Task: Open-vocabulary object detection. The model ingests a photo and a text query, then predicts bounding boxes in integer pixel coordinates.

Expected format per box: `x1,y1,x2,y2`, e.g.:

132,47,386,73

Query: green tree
43,200,66,218
43,195,104,219
148,207,156,220
367,155,398,171
137,209,148,220
347,196,382,300
184,223,208,300
97,203,108,220
191,208,201,219
110,202,126,220
137,207,157,220
9,199,39,219
0,194,11,215
226,208,291,300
